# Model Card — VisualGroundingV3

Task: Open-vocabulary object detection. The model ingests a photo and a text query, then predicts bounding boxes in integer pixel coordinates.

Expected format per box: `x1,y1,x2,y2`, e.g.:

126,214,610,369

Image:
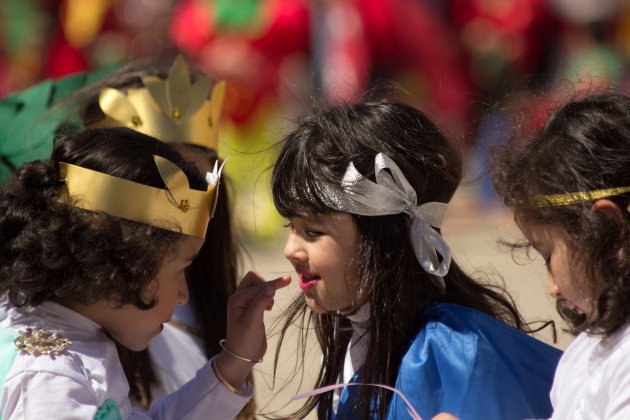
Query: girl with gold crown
0,55,258,417
73,56,253,413
0,125,290,418
489,91,630,419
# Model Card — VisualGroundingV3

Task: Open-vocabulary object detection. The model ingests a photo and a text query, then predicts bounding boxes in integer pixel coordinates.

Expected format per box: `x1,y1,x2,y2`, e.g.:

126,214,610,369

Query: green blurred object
1,0,42,55
214,0,262,31
0,69,113,185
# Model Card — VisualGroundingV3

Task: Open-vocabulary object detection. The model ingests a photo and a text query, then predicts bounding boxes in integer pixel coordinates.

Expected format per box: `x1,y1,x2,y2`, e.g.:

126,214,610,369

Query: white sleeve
1,370,98,419
142,358,253,420
604,354,630,419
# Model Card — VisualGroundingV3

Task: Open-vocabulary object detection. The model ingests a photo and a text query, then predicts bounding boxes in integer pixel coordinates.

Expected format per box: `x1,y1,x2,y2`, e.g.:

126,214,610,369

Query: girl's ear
591,199,624,222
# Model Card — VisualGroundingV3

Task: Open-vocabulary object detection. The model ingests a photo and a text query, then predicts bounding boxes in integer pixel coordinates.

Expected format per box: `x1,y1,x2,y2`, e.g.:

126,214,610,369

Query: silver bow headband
321,153,452,284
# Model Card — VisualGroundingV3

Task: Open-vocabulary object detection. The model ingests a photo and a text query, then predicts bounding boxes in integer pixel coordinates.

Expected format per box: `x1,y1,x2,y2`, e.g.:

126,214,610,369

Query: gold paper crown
95,55,226,149
59,155,224,238
534,186,630,208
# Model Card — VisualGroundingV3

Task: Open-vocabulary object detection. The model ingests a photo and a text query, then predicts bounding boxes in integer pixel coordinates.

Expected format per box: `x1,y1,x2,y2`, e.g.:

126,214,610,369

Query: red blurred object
358,0,474,132
42,28,90,78
171,0,310,124
451,0,558,84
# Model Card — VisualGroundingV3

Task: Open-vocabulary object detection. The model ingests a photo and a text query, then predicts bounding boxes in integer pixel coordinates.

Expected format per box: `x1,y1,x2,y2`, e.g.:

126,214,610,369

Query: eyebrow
303,213,328,223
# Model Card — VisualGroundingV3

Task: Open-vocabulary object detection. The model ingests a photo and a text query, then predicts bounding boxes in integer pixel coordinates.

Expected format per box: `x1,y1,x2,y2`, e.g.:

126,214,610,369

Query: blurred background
1,0,629,241
1,0,628,416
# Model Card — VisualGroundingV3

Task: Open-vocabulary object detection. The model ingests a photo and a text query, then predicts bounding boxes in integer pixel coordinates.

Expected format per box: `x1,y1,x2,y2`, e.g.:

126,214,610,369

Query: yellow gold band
534,186,630,208
211,358,248,395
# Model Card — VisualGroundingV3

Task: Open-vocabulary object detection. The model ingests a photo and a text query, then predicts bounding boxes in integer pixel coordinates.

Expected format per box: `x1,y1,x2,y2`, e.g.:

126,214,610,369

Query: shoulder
2,333,130,418
5,341,106,386
601,325,630,378
406,303,562,360
1,307,127,398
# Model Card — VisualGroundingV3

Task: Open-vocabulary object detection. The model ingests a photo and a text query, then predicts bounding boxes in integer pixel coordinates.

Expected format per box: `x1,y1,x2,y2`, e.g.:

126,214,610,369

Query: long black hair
271,101,527,419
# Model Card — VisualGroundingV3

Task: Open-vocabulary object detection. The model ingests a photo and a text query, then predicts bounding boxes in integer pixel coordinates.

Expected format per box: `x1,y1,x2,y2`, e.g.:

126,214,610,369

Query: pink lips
297,270,320,291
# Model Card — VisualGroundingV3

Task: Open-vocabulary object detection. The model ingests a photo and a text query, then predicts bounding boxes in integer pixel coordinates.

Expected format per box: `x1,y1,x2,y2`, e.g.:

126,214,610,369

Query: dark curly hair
271,100,528,419
0,127,206,310
492,90,630,338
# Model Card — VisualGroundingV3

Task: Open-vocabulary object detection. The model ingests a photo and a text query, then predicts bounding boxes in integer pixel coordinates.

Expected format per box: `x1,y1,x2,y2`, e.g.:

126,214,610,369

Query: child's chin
118,337,151,352
304,297,326,314
125,342,150,352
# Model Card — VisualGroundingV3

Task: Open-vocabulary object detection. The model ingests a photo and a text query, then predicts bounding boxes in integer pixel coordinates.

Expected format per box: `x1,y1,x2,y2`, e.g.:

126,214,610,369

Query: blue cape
335,303,562,419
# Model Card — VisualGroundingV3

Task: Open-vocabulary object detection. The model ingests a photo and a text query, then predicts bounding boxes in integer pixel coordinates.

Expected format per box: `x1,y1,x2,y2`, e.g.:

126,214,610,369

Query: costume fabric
334,303,563,419
0,297,251,420
550,324,630,419
0,70,112,185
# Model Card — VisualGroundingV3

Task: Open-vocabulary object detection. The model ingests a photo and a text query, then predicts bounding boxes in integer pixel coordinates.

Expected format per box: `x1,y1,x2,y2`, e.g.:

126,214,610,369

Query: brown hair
492,90,630,337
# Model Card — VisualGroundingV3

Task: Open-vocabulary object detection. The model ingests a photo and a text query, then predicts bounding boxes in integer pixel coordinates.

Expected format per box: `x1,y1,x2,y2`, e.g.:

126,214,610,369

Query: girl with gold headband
488,91,630,419
0,126,290,418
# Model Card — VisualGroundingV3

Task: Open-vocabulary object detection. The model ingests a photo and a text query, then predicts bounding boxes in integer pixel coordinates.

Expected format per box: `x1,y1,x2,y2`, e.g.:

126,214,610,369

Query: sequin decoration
14,328,72,355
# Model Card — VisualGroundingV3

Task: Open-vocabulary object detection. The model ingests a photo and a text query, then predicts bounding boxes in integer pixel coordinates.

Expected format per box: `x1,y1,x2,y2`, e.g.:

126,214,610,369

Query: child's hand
215,271,291,391
226,271,291,360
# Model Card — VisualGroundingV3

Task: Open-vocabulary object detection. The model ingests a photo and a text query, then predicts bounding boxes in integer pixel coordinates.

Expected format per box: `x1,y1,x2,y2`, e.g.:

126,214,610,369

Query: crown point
131,115,142,127
208,116,213,127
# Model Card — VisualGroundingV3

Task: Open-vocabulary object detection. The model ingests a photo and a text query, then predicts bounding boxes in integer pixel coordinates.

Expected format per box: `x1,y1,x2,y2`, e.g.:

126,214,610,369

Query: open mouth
561,300,584,315
298,271,321,291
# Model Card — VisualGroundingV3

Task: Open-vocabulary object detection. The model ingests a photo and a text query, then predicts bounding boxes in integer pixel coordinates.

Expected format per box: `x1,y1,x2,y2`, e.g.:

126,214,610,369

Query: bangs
272,135,339,218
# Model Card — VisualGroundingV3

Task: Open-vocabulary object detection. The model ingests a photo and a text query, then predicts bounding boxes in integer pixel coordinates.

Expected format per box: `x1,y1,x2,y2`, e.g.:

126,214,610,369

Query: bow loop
323,152,452,281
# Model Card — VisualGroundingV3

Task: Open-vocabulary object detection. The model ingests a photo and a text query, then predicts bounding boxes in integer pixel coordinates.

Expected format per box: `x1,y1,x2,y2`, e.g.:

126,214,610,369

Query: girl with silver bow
271,100,561,419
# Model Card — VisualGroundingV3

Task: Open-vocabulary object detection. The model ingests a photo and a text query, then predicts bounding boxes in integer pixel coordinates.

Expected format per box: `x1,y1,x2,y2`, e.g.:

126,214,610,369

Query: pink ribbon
291,382,423,420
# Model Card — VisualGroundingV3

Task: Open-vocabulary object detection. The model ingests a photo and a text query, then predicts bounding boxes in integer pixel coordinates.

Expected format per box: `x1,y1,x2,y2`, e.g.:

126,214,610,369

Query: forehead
163,236,204,264
299,212,353,224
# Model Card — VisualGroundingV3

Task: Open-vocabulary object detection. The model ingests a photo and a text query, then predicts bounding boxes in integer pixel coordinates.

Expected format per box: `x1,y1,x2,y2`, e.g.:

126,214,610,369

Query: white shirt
332,304,370,413
148,304,207,399
551,324,630,419
0,297,251,419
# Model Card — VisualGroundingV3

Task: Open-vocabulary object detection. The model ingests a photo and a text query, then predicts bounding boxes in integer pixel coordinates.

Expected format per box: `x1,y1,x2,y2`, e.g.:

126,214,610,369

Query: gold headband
59,156,223,238
534,186,630,208
94,55,226,149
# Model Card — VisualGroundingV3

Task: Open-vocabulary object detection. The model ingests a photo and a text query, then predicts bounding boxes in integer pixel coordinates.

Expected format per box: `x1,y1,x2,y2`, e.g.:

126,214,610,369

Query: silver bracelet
219,339,263,364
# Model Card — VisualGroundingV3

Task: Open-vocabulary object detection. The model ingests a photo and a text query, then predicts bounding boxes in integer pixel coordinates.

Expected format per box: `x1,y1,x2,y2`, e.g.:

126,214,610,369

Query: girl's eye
543,256,551,270
305,230,323,239
284,222,294,230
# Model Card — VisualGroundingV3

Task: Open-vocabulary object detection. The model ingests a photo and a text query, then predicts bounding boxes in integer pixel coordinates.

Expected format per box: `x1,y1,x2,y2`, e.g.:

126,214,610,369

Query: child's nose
283,232,306,263
547,277,560,298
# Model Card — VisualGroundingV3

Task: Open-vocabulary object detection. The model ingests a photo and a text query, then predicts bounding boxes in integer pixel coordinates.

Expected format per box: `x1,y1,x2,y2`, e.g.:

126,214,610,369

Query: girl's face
70,236,204,351
523,223,594,318
284,212,360,314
